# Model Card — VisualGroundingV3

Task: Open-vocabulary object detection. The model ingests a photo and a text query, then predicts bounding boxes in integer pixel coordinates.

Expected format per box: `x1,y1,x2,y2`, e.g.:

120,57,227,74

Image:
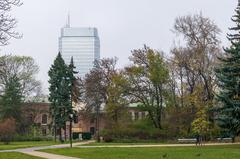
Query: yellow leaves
191,108,210,135
183,84,212,109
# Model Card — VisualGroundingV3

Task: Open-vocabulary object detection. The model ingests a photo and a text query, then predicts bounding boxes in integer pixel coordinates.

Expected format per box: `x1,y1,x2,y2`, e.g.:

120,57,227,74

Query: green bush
82,132,92,140
100,119,172,142
13,134,53,141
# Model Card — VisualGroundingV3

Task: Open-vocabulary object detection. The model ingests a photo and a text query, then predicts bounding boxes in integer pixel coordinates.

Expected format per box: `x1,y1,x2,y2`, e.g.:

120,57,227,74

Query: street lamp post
69,114,73,148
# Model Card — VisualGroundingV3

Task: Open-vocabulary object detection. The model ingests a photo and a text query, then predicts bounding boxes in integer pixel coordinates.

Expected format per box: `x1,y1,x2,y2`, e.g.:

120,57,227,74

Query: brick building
23,102,147,139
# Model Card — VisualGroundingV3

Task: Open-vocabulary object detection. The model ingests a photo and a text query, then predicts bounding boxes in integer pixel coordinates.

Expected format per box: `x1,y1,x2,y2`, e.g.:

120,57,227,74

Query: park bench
217,137,232,143
177,138,197,143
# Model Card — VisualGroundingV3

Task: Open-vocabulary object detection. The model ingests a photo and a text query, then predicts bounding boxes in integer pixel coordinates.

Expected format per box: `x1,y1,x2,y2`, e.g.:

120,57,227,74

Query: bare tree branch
0,0,22,46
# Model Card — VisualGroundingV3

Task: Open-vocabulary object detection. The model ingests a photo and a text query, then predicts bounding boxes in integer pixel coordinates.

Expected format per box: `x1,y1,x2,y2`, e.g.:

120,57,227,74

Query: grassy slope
41,144,240,159
0,152,43,159
0,141,59,150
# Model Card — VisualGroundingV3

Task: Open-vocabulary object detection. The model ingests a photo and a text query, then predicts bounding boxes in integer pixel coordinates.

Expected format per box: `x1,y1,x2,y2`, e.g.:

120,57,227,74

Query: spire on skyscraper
66,13,70,28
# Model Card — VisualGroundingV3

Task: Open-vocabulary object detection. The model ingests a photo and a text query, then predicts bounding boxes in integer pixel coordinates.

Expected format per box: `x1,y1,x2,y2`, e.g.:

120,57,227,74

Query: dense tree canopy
48,53,75,141
125,46,169,129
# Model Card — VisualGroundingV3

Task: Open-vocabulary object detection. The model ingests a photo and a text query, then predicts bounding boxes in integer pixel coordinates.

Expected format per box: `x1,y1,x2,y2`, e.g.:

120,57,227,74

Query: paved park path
0,140,95,159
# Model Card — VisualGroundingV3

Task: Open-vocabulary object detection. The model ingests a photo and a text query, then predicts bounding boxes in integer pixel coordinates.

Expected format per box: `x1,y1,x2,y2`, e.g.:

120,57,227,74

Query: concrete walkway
22,151,79,159
0,140,95,159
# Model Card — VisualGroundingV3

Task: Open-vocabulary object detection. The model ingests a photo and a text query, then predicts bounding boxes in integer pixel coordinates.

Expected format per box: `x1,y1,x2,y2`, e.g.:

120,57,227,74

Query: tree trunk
232,136,235,143
70,119,72,148
96,104,100,142
180,67,184,108
158,85,163,129
148,110,158,128
54,124,57,142
59,128,62,142
64,125,67,141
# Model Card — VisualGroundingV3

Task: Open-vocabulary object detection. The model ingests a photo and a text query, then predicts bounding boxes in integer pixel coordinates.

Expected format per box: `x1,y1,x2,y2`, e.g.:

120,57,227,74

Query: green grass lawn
0,152,43,159
0,141,60,150
82,139,176,146
82,142,170,146
41,144,240,159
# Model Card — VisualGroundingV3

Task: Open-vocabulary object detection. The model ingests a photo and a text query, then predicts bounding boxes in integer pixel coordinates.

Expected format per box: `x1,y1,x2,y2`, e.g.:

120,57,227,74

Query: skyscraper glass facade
59,27,100,78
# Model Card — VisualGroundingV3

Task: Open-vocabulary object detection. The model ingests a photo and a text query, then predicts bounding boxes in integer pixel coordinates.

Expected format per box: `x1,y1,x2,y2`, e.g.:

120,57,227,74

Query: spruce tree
68,57,80,104
215,2,240,141
0,75,23,122
48,52,71,142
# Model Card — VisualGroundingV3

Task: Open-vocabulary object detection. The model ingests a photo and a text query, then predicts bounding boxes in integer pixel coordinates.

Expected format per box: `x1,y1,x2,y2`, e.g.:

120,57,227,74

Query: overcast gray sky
0,0,237,93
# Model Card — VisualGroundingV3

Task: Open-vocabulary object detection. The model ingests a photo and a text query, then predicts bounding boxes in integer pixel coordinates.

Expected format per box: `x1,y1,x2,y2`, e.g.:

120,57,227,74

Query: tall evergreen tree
67,57,79,144
64,57,79,136
48,52,72,142
215,2,240,141
68,57,80,105
0,75,23,122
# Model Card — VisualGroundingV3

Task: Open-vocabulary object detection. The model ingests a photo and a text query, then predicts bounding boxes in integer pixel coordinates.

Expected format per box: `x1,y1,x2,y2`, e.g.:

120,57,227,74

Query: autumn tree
84,57,117,141
168,13,222,134
173,13,221,101
125,45,169,129
84,68,103,142
192,109,210,136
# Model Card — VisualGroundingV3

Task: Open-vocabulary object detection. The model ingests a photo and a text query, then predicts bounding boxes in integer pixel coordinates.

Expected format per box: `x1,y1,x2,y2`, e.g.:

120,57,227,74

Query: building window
134,112,139,120
42,114,48,125
128,112,132,120
90,127,95,135
90,117,95,124
74,116,78,124
142,112,146,119
131,112,135,120
28,114,34,123
42,128,47,136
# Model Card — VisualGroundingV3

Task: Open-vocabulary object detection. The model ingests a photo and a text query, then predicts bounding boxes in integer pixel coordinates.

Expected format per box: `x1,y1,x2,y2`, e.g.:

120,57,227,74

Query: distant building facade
23,103,51,137
24,102,146,138
59,17,100,77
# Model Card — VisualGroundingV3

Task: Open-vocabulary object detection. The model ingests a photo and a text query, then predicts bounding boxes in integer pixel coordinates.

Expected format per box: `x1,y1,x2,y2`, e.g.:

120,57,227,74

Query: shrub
12,134,53,141
82,132,92,140
0,118,16,144
103,136,113,142
100,119,171,142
